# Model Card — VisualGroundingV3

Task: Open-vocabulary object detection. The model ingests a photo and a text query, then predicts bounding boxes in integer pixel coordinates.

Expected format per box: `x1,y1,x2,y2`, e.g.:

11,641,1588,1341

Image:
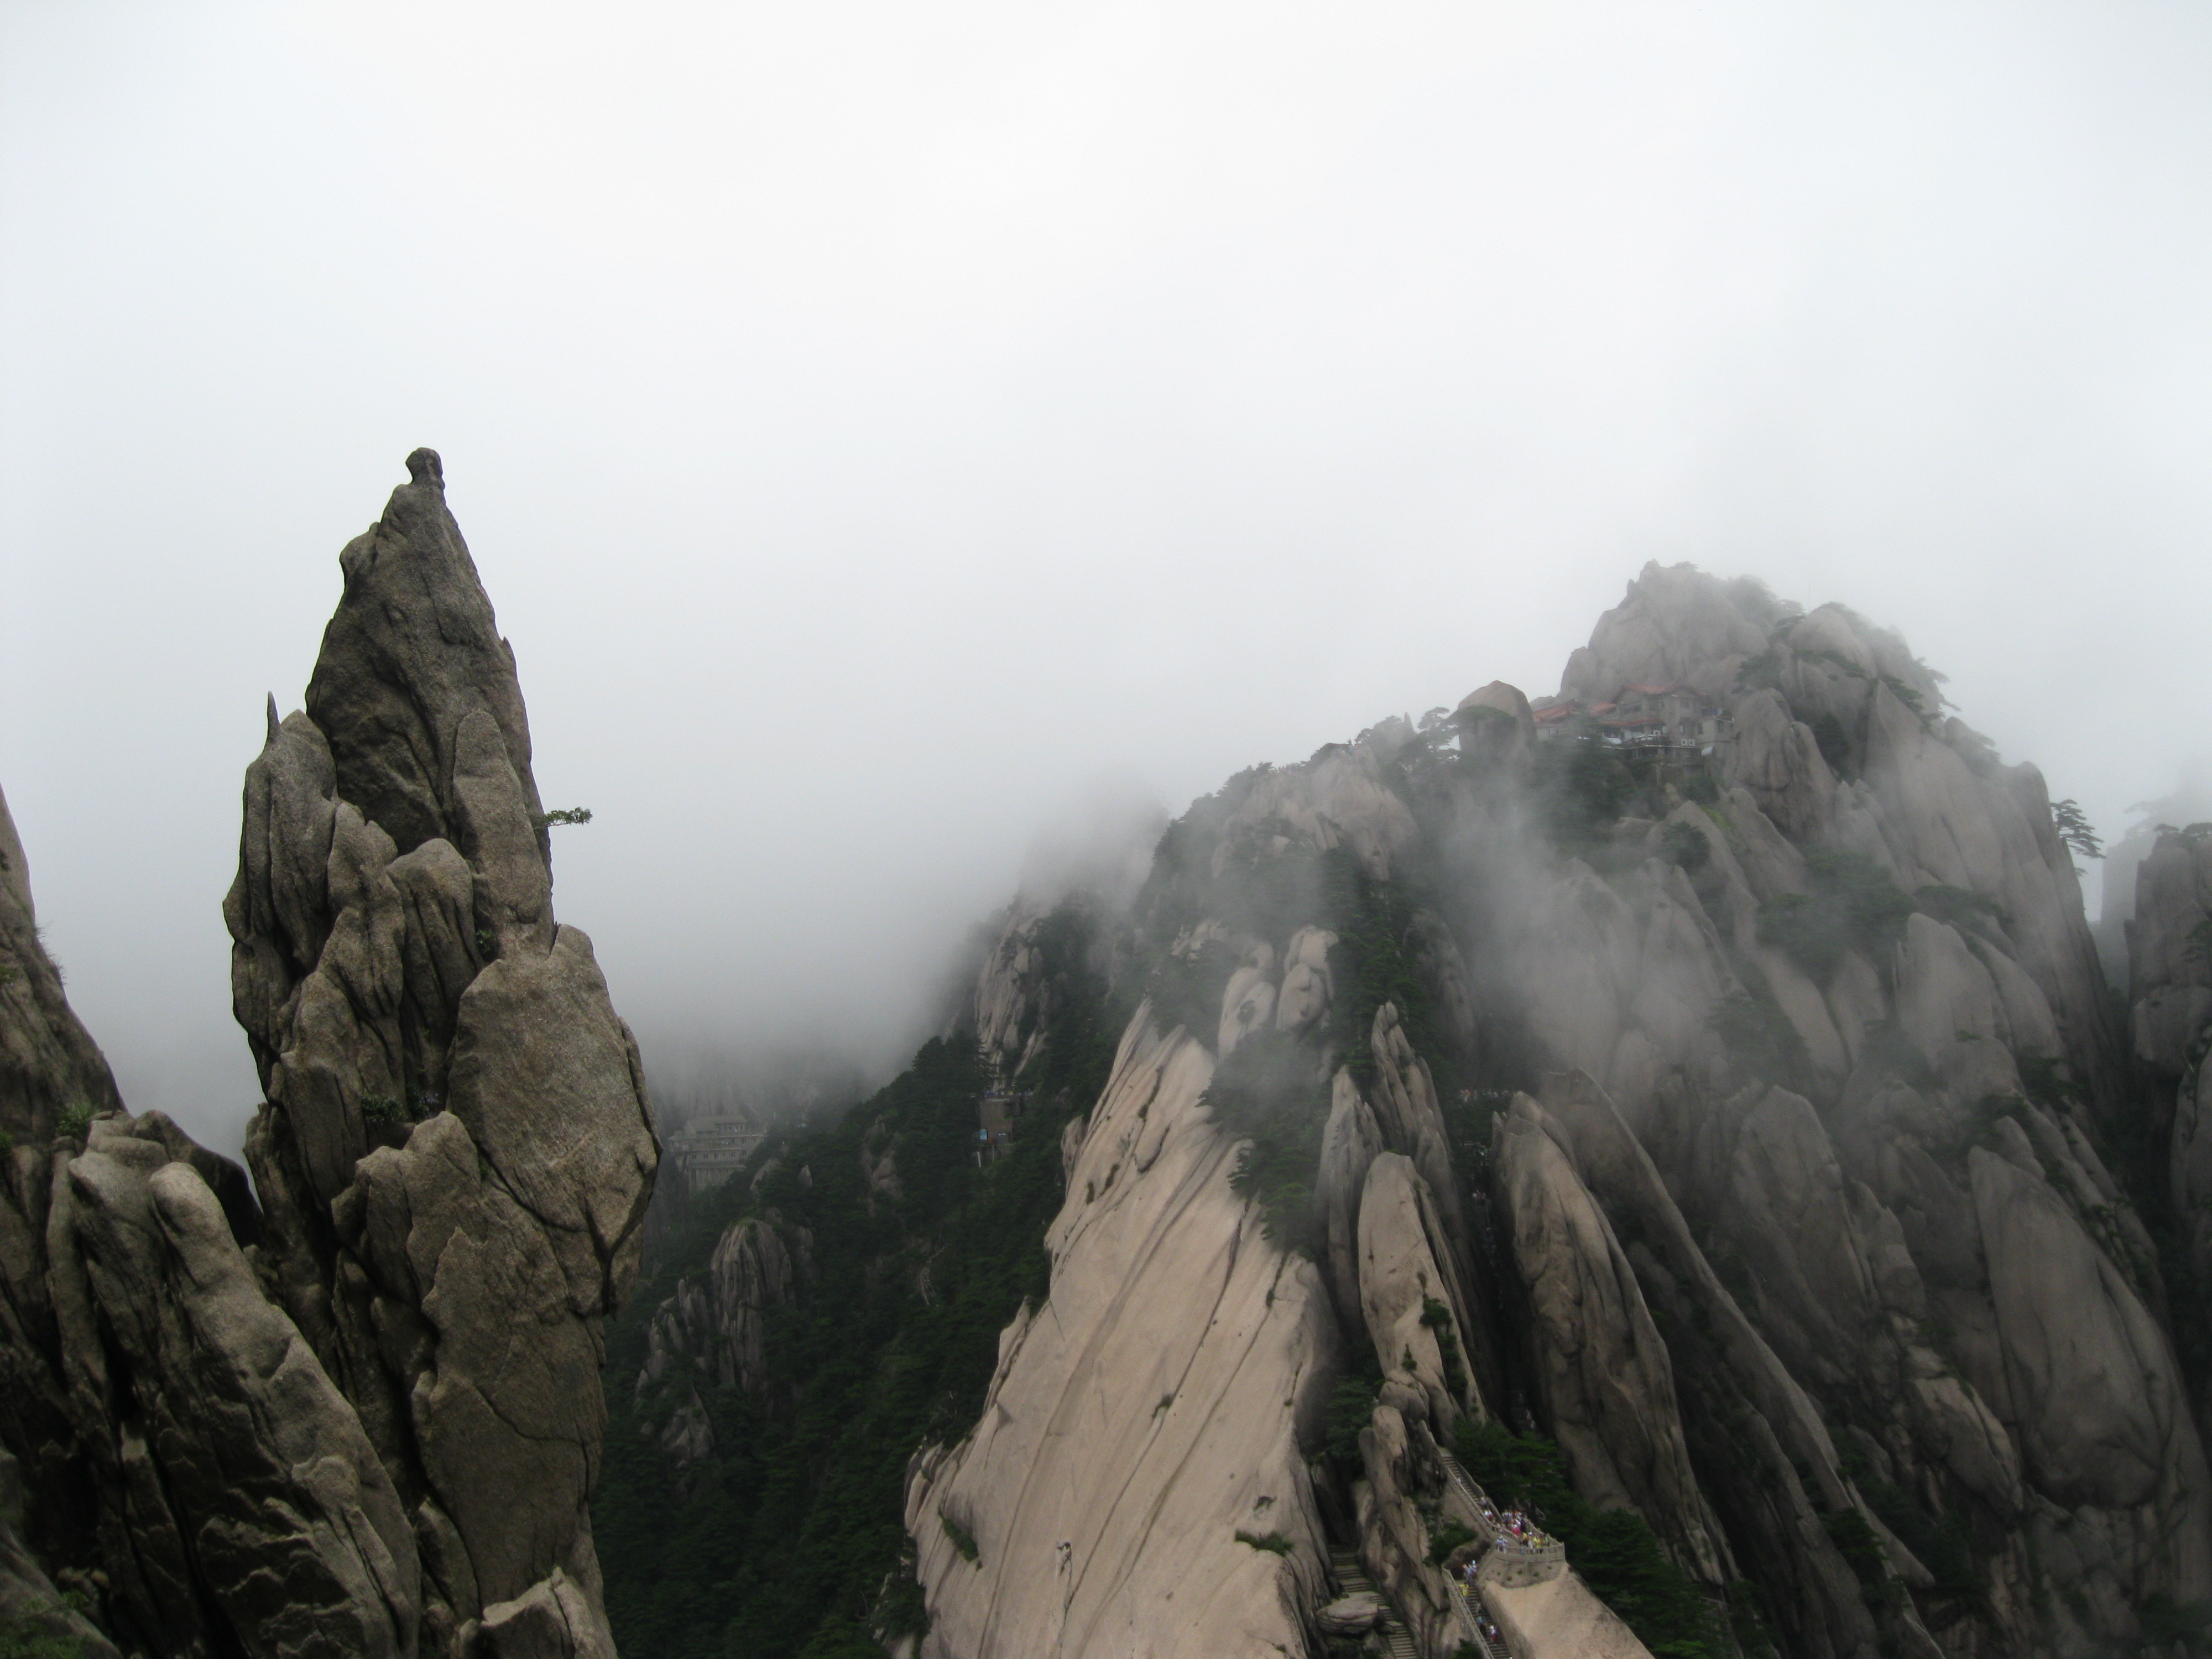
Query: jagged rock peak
306,447,549,884
218,452,658,1656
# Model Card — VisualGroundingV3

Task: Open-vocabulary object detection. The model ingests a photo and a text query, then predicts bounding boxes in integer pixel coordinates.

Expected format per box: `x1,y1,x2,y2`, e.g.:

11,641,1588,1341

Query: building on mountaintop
1532,683,1733,755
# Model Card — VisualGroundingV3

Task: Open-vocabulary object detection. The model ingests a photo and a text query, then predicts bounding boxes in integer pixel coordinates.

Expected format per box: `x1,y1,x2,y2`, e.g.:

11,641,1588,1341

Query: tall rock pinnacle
225,450,660,1655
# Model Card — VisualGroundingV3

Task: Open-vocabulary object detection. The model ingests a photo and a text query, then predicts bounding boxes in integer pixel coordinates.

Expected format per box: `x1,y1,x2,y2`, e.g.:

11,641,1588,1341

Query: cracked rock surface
0,452,656,1659
225,450,659,1655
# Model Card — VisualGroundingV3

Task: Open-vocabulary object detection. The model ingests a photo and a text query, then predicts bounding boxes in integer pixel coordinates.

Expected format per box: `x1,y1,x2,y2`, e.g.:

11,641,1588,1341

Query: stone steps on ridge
1327,1551,1419,1659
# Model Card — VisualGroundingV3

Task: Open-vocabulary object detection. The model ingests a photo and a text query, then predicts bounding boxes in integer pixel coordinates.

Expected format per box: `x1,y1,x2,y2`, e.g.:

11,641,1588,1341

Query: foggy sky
3,2,2208,1159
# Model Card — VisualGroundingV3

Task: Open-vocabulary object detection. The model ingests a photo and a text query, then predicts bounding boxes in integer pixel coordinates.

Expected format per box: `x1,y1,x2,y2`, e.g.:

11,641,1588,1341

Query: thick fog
3,2,2208,1158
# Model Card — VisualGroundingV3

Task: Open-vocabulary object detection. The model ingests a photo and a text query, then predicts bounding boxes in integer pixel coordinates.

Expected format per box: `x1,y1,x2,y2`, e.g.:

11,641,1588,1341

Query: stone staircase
1329,1550,1420,1659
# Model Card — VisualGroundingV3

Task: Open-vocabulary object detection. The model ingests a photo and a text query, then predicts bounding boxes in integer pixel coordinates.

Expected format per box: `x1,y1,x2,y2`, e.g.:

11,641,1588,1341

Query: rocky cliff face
0,785,124,1143
226,449,660,1655
0,452,658,1659
884,563,2208,1659
905,1013,1336,1659
25,466,2195,1659
2126,821,2212,1433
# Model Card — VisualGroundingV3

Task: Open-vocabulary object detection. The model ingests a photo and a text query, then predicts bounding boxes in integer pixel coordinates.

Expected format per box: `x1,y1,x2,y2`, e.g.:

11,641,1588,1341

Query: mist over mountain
603,556,2212,1659
4,7,2211,1659
2,451,2209,1659
5,2,2211,1165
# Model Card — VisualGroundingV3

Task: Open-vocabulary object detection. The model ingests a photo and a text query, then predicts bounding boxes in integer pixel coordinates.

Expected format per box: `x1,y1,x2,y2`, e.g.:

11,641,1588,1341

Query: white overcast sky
3,2,2208,1157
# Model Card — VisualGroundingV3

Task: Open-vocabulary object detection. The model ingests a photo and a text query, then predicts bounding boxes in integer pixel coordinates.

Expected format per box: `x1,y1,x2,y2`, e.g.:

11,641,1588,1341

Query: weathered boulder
1217,941,1277,1057
463,1568,617,1659
1354,1402,1457,1654
0,1104,423,1659
71,1128,420,1657
1688,1085,1907,1388
1856,677,2120,1110
1457,679,1536,731
1894,912,2021,1104
1315,1589,1384,1635
1725,688,1838,840
1527,1074,1920,1658
1272,926,1336,1037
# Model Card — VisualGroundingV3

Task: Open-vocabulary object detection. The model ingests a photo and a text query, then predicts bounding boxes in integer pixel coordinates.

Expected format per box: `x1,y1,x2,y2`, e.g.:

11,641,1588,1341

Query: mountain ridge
608,559,2205,1659
1,491,2204,1659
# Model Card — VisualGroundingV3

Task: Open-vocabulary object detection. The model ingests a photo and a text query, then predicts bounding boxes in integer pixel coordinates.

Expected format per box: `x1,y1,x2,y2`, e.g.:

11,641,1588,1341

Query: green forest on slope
594,905,1120,1659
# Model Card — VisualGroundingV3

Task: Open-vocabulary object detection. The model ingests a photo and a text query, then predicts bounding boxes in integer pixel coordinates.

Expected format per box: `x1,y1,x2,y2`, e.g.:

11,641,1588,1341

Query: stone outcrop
2128,826,2212,1307
1492,1097,1725,1588
1213,744,1420,881
73,1117,419,1657
1527,1076,1947,1659
901,754,1523,1655
0,784,124,1141
0,453,661,1659
218,450,659,1656
896,563,2201,1659
632,1213,799,1455
1355,1152,1477,1428
3,1102,397,1659
971,899,1055,1081
905,1009,1335,1658
1316,1070,1384,1328
1477,566,2206,1657
1353,1394,1463,1653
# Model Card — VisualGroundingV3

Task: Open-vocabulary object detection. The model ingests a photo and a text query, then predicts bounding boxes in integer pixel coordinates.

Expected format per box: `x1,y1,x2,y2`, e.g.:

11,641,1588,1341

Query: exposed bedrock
903,808,1517,1658
1491,1094,1728,1589
905,1009,1335,1658
218,451,659,1656
0,456,658,1659
908,561,2204,1659
0,784,124,1142
1559,564,2120,1119
1355,1151,1480,1430
0,1104,416,1659
2128,826,2212,1329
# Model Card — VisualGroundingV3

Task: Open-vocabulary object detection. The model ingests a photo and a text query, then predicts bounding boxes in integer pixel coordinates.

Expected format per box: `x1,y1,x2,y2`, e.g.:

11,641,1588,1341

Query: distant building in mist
1532,685,1734,755
664,1115,766,1193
